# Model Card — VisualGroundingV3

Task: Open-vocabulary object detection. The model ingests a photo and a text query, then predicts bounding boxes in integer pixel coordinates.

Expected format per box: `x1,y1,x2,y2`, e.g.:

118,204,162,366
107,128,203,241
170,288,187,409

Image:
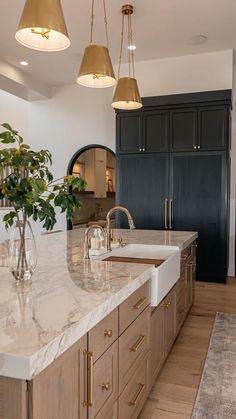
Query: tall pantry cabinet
116,90,231,283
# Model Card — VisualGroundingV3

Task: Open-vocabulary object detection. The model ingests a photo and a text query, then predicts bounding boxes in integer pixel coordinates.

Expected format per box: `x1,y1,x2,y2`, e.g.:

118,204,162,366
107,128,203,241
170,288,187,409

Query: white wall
28,84,115,232
124,50,233,97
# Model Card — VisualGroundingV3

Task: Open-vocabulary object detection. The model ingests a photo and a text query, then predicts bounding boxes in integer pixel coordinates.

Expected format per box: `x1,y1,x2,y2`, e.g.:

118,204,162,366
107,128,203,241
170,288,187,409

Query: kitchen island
0,229,197,419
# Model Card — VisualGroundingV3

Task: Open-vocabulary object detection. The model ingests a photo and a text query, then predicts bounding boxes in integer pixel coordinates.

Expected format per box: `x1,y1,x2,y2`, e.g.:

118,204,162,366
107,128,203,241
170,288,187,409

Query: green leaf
3,211,17,230
1,123,13,131
0,131,15,143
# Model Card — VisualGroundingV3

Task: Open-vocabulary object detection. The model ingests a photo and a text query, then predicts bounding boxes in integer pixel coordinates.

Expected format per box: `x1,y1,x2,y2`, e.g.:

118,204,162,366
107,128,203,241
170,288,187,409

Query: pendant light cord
129,13,135,78
103,0,109,49
117,7,136,80
90,0,95,43
90,0,110,49
128,14,131,78
118,13,125,79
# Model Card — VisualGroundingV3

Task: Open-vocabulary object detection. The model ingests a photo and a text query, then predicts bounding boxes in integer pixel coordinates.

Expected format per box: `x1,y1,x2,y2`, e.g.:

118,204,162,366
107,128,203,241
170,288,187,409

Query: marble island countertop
0,229,197,380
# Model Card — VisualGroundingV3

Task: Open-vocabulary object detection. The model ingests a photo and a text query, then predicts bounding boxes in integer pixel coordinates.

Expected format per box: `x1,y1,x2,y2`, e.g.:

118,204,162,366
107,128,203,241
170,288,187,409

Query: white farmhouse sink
100,244,181,307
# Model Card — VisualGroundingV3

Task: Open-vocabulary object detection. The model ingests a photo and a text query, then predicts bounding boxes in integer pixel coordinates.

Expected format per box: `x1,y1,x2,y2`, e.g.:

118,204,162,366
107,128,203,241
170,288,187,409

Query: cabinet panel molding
119,306,150,394
88,309,118,363
0,378,27,419
29,335,87,419
150,304,165,388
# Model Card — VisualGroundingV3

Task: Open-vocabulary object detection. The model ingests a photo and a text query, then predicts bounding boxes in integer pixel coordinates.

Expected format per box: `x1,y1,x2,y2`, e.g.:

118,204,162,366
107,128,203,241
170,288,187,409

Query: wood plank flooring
139,278,236,419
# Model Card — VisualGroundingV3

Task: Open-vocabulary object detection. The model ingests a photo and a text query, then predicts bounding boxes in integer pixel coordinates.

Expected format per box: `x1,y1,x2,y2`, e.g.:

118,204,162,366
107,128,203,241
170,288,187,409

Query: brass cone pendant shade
15,0,70,52
111,4,142,110
77,44,116,88
112,77,142,110
76,0,116,88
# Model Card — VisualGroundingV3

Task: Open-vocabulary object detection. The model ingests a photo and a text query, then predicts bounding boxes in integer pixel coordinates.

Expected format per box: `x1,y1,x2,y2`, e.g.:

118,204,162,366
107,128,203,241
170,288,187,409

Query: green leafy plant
0,123,86,281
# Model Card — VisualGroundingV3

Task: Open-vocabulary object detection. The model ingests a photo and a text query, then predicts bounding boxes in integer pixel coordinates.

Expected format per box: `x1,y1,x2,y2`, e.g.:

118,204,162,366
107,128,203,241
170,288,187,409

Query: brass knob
101,383,110,391
163,301,171,308
104,329,113,338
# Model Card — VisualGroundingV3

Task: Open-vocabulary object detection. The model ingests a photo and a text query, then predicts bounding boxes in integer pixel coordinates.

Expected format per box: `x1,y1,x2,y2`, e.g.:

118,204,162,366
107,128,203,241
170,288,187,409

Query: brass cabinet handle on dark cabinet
165,198,168,229
169,199,173,229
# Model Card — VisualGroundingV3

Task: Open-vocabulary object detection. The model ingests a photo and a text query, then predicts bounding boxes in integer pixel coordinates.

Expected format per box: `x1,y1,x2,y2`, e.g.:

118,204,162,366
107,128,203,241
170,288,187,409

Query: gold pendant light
112,4,142,110
76,0,116,88
15,0,70,52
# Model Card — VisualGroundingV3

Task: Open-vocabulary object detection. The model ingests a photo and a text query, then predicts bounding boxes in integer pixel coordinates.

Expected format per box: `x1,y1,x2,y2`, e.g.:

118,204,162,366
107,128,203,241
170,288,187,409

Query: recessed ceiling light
128,45,136,51
189,35,208,46
20,61,29,66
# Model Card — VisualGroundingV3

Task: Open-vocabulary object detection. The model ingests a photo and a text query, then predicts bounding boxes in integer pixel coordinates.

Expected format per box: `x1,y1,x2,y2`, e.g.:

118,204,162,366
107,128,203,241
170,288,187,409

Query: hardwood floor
139,278,236,419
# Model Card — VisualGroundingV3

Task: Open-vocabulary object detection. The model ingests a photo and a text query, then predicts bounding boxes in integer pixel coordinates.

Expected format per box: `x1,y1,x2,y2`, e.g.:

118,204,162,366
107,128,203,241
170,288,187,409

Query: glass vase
8,220,37,285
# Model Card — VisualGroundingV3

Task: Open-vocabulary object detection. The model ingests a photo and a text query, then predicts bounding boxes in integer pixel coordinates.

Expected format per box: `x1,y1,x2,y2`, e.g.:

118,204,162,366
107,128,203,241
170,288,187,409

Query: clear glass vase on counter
8,220,37,285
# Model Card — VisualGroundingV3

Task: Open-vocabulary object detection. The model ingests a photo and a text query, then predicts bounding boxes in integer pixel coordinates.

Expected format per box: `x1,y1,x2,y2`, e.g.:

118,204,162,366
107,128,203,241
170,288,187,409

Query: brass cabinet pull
163,301,171,308
104,329,113,338
128,383,145,406
164,198,168,229
83,351,94,407
169,198,173,229
181,254,188,261
101,382,110,391
129,334,145,352
133,296,147,310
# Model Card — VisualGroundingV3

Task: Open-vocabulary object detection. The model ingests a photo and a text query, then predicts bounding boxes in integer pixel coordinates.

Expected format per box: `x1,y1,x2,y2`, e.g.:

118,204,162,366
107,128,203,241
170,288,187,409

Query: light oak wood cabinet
118,351,150,419
29,334,87,419
163,286,176,355
149,242,195,388
119,306,150,394
119,282,149,334
88,308,118,363
89,342,118,419
0,378,27,419
0,243,196,419
150,304,164,389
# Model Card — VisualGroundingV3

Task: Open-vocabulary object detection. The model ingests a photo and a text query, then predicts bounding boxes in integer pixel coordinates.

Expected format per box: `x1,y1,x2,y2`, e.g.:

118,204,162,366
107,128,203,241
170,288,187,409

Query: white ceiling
1,0,236,87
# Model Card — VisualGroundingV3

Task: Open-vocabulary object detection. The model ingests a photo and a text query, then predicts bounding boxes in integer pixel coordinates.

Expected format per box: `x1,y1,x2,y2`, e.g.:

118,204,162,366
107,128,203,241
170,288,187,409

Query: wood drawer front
89,308,118,362
119,283,149,334
118,351,150,419
119,306,150,394
163,286,176,355
91,341,118,419
176,277,186,302
176,292,186,332
95,401,117,419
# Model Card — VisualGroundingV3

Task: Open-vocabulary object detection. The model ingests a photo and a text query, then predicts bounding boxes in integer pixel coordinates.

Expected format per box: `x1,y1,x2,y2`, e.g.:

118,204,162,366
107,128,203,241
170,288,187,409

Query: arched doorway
67,145,116,230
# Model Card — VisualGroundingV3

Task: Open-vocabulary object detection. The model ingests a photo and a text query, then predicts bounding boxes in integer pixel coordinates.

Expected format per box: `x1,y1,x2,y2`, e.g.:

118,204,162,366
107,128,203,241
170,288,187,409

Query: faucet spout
106,206,135,251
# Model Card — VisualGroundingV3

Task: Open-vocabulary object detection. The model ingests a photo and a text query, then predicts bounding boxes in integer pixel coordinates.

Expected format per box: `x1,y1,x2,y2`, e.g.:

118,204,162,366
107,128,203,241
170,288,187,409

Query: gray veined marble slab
0,228,197,380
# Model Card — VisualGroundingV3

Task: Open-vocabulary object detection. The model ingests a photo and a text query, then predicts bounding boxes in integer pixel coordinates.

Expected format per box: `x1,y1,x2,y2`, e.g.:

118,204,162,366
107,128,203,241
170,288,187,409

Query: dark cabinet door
198,106,228,150
170,152,228,282
143,111,169,152
116,113,141,153
170,108,198,151
116,154,169,229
